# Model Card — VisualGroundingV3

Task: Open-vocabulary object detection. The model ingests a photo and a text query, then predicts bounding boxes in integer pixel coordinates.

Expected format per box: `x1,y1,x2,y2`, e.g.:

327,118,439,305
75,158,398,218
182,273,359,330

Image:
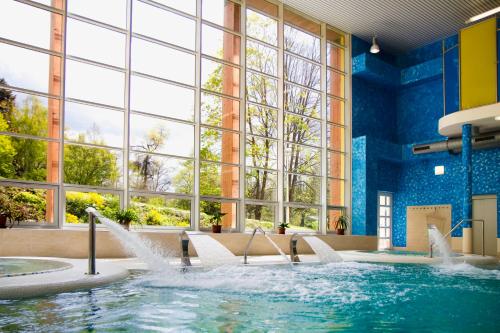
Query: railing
289,233,301,263
243,227,266,264
179,230,192,267
87,210,98,275
428,218,485,257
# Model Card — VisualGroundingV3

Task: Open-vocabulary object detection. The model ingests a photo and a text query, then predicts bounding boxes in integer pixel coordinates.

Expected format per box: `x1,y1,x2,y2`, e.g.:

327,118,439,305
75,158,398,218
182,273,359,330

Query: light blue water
1,262,499,332
0,258,71,277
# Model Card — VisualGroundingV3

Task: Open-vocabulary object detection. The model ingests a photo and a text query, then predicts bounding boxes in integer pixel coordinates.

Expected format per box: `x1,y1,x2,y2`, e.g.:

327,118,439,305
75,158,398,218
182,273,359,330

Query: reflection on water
1,263,499,332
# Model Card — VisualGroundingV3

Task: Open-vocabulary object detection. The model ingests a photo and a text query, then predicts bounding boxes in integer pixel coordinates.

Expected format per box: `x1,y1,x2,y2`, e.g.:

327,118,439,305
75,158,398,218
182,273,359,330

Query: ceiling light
370,36,380,54
495,116,500,121
466,6,500,23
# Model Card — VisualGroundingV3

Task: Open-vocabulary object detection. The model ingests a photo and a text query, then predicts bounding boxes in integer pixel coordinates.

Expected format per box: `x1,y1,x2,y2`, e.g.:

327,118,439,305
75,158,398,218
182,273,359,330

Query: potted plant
335,214,349,235
115,208,138,231
209,211,226,233
0,192,11,228
277,222,289,235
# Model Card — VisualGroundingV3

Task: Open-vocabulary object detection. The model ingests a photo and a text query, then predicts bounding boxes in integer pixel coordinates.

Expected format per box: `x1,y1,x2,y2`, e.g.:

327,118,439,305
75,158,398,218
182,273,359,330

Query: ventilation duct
412,130,500,154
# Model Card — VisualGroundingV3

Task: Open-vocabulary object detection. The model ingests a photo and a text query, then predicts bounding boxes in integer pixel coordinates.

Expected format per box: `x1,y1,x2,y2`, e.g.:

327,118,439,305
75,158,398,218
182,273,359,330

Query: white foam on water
432,262,500,280
428,227,453,265
302,236,343,263
86,207,172,272
187,234,240,266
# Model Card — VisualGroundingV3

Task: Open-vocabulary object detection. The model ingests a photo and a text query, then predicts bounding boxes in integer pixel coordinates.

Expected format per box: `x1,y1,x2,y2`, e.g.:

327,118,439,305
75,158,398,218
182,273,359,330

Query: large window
0,0,349,232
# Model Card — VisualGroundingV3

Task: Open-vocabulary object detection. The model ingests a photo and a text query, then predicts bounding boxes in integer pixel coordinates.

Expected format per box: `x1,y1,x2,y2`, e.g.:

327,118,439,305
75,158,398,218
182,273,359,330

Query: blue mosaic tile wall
351,24,500,244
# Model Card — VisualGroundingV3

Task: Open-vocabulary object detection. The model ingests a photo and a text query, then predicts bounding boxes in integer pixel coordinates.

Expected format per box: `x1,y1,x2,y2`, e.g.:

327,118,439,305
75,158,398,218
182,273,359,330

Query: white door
472,195,497,256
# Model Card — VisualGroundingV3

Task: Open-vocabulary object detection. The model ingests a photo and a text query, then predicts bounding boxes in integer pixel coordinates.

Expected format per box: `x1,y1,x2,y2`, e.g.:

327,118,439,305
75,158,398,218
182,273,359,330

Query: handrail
289,233,301,263
87,209,98,275
428,218,485,257
243,227,266,264
179,231,192,267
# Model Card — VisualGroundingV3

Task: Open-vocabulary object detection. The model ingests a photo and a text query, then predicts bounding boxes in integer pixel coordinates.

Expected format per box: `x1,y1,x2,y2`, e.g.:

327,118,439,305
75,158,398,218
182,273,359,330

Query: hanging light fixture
370,36,380,54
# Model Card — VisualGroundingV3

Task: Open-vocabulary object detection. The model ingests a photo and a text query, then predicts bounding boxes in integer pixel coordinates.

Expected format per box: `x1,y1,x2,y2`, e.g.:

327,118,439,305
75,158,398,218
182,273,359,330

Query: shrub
65,213,79,224
145,209,162,225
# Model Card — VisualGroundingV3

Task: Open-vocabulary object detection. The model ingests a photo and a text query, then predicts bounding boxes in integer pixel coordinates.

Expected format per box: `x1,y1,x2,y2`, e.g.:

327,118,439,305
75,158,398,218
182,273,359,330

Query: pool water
0,258,71,277
1,262,499,332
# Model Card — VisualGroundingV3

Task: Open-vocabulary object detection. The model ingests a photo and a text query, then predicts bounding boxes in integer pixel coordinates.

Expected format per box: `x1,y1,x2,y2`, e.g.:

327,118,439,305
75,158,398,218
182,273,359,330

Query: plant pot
336,229,345,235
0,215,7,229
123,220,131,231
278,227,286,235
212,225,222,233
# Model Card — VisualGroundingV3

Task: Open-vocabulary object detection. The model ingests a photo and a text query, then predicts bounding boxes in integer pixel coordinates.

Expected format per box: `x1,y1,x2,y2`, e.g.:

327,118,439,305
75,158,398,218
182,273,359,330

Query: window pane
68,0,127,28
246,136,277,169
284,114,321,147
65,191,119,224
245,204,275,231
327,125,345,152
66,60,124,107
202,25,241,65
285,143,321,175
247,0,278,17
201,93,239,130
130,114,194,157
285,54,321,90
246,9,277,45
129,153,193,194
0,92,60,139
379,196,386,206
65,102,123,147
67,18,125,67
202,0,241,32
327,70,345,98
200,200,237,229
200,127,239,163
131,75,194,121
0,185,56,224
64,144,122,188
285,173,320,204
200,162,239,198
0,1,62,52
379,218,387,228
327,97,345,125
328,178,345,206
131,195,191,227
0,135,59,183
386,196,391,205
246,104,277,138
327,208,343,232
328,151,345,179
245,168,277,201
133,1,195,50
201,59,240,97
247,72,278,107
0,43,61,94
327,43,345,72
326,28,346,47
284,9,321,36
153,0,196,15
284,206,319,232
284,84,321,118
132,38,195,85
284,25,320,62
246,40,277,76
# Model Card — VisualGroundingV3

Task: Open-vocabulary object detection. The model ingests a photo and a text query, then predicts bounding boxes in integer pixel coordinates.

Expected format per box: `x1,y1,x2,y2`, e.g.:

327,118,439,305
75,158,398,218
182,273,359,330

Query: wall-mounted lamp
370,36,380,54
434,165,445,176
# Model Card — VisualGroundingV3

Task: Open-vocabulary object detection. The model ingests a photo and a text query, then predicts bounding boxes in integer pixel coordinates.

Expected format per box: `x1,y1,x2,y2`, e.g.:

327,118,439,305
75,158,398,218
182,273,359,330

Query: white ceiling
283,0,500,54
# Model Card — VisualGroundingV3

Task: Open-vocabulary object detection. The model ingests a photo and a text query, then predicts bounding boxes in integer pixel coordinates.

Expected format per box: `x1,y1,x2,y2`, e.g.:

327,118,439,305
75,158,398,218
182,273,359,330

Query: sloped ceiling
283,0,500,54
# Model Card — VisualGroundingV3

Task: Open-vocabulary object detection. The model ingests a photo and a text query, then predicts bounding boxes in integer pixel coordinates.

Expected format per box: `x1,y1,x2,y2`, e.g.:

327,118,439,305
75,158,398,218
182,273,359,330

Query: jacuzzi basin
0,258,72,277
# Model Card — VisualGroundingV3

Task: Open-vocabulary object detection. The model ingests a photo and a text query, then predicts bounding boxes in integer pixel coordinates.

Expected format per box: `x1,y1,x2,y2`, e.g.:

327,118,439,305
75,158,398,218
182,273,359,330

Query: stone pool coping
0,257,129,300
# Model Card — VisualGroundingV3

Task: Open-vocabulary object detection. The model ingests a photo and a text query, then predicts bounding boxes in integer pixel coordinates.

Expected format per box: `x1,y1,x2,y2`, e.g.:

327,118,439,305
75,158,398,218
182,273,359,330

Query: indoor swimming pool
1,262,499,332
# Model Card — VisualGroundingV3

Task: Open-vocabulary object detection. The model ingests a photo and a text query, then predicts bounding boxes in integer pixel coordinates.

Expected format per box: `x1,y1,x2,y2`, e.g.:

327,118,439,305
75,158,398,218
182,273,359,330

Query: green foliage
278,222,289,229
0,114,15,178
335,214,349,230
65,213,79,224
0,187,46,223
144,209,162,225
64,134,120,187
65,191,119,223
114,208,139,225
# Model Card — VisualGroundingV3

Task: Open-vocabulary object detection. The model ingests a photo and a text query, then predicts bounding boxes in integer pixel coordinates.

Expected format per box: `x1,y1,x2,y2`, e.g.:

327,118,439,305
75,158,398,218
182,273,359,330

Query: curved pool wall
1,262,499,332
0,229,377,258
0,258,72,277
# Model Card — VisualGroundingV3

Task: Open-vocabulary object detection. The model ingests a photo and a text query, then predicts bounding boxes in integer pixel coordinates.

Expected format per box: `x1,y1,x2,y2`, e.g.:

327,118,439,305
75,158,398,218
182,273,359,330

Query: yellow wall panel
460,18,497,110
